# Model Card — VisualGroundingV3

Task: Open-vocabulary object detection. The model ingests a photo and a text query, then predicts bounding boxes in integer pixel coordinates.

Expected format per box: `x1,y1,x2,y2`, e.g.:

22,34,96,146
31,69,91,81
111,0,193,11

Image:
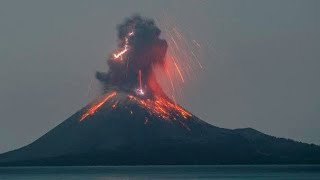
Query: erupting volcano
1,15,320,166
81,15,193,129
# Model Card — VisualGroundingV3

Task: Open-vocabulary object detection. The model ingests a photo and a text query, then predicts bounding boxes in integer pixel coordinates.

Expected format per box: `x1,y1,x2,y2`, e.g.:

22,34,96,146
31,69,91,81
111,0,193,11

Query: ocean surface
0,165,319,179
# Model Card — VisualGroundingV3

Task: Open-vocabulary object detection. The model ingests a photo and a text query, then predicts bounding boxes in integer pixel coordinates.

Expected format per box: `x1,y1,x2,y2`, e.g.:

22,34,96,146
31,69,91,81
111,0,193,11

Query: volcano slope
0,88,320,166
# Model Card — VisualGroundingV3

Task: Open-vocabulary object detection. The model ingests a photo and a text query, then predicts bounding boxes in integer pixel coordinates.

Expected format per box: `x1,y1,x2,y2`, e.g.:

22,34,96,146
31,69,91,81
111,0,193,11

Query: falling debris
80,15,199,128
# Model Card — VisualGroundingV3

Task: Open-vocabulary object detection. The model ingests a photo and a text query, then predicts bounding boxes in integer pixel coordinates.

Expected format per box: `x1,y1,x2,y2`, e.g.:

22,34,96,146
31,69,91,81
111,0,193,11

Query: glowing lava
80,91,117,121
80,16,199,126
139,69,142,90
128,95,191,120
135,69,145,95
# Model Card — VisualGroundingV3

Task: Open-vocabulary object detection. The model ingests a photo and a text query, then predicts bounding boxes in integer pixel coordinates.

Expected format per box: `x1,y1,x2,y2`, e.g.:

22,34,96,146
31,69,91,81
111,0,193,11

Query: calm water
0,165,319,179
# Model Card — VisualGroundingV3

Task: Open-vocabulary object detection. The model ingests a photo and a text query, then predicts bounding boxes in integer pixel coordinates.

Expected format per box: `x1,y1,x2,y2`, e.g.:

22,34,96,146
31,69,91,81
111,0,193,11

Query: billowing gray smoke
96,15,168,97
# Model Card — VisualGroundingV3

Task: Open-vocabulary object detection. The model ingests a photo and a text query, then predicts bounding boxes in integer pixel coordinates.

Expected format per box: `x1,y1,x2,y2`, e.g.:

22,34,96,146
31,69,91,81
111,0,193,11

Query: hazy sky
0,0,319,153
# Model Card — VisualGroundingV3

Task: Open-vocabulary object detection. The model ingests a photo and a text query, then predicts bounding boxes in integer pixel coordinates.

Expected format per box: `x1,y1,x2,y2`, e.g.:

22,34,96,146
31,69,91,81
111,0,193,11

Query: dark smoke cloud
96,15,168,96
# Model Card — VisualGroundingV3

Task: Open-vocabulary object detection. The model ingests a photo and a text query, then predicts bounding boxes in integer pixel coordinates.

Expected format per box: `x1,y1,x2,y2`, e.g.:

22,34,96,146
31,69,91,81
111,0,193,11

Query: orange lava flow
80,91,117,121
128,95,191,120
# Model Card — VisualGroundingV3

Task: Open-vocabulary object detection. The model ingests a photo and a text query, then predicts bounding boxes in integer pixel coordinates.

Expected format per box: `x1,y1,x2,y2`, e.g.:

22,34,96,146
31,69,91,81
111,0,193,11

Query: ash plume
96,15,168,97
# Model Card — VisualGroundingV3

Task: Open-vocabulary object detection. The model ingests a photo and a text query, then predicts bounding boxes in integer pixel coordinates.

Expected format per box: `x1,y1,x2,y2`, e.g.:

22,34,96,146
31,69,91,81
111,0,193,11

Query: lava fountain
80,15,200,123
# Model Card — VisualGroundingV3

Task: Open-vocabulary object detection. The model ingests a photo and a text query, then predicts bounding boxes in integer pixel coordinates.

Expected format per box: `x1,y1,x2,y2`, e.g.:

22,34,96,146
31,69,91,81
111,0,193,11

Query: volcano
1,15,320,166
0,87,320,166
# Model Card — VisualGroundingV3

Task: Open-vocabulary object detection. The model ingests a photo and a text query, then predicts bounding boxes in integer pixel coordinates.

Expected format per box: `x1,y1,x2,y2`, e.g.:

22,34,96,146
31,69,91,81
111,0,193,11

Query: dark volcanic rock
1,89,320,166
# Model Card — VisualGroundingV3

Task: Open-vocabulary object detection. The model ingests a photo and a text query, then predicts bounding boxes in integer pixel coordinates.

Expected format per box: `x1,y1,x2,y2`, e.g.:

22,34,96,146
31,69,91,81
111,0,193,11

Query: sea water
0,165,319,179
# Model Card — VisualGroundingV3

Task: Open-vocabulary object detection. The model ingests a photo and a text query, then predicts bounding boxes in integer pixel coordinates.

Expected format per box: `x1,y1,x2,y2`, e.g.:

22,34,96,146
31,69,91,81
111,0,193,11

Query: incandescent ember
80,15,200,124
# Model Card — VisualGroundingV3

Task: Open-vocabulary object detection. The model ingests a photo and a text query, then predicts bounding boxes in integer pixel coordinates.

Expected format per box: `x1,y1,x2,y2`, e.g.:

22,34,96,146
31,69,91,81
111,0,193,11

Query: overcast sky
0,0,319,153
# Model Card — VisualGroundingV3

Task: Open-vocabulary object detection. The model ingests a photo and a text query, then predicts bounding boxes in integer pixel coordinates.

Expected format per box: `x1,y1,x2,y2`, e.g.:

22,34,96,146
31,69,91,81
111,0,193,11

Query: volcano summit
1,16,320,166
